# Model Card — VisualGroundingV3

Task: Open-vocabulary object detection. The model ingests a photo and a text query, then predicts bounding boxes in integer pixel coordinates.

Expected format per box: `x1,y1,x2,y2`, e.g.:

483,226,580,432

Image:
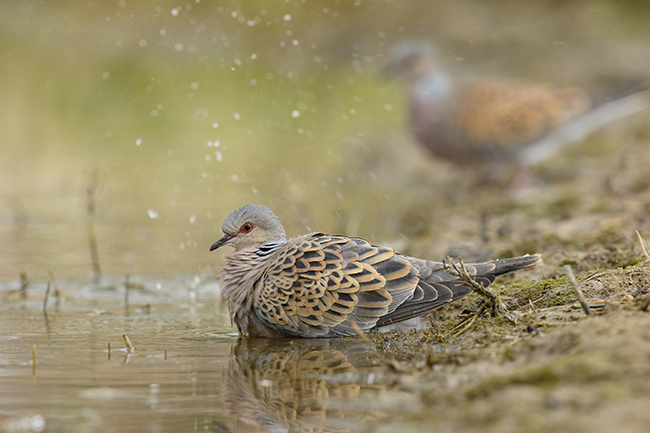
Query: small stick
48,270,62,305
43,282,51,313
19,271,29,300
349,321,372,344
32,345,36,376
564,265,593,316
123,334,135,353
108,342,111,360
87,172,101,284
636,230,650,261
164,350,167,360
443,256,506,316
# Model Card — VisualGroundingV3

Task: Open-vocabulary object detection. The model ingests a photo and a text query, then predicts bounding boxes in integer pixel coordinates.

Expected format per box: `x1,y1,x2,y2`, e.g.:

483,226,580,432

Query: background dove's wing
451,81,591,154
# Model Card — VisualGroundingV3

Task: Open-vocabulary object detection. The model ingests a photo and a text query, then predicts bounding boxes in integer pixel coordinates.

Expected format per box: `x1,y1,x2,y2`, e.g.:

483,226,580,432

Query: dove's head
382,40,443,82
210,204,287,252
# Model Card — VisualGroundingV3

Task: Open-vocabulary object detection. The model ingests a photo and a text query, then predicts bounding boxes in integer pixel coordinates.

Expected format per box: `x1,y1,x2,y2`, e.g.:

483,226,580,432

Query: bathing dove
384,41,650,177
210,204,541,338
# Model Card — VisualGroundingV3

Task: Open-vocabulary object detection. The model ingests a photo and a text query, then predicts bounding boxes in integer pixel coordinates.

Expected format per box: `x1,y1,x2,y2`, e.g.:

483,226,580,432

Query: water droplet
189,214,196,224
147,209,159,219
215,150,223,161
384,103,393,111
139,39,147,47
135,138,142,146
204,154,211,161
174,43,183,51
283,14,292,21
212,122,219,128
102,71,110,79
190,82,199,90
291,110,300,118
231,174,239,181
233,112,241,120
156,283,162,290
292,40,299,46
171,6,181,17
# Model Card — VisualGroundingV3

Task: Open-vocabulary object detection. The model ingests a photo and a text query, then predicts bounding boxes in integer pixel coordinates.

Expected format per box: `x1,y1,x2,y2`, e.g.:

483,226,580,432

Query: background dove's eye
240,222,254,233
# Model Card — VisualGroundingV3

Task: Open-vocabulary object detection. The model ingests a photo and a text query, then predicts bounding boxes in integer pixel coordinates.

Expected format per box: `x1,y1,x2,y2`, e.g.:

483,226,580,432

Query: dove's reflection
222,338,390,433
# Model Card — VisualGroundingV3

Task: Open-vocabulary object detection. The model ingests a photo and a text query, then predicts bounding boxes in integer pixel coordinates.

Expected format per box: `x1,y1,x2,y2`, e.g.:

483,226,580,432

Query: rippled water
0,280,423,433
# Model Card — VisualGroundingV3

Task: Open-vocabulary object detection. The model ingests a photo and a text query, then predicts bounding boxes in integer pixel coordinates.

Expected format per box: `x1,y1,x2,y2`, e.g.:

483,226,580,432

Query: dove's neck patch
418,74,451,101
256,241,285,257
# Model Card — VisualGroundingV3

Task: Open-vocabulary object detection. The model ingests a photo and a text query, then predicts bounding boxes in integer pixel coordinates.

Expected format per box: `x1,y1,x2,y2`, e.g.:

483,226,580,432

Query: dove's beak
210,234,234,251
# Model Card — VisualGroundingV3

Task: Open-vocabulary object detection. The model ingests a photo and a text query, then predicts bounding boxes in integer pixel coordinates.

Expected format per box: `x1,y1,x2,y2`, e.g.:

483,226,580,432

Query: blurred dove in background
384,40,650,187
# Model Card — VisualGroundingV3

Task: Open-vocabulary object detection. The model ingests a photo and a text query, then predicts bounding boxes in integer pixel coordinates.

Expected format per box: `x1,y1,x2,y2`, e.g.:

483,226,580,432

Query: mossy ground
328,115,650,432
363,259,650,433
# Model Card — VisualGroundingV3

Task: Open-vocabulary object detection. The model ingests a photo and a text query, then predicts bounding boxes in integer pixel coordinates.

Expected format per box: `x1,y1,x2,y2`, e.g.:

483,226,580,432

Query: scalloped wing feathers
252,233,539,337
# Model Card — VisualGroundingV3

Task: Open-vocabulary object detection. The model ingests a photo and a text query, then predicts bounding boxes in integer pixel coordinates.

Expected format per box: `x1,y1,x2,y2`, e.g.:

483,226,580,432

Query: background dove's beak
210,234,234,251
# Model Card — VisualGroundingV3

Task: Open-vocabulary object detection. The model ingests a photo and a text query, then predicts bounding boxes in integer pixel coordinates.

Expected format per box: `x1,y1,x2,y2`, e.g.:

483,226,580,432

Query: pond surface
0,279,422,433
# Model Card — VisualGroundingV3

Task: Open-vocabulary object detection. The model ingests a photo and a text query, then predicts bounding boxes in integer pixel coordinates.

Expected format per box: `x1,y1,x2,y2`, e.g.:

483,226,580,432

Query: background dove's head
210,204,287,252
383,40,443,82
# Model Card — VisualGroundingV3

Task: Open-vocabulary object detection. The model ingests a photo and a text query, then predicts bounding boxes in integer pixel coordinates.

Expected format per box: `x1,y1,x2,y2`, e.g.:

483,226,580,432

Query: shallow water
0,280,421,433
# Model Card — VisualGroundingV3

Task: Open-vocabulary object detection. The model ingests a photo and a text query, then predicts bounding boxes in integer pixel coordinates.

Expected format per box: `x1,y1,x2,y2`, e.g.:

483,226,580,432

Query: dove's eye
240,222,254,233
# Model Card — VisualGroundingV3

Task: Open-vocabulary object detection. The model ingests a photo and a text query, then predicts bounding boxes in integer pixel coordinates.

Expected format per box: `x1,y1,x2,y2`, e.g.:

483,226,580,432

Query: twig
564,265,593,316
443,256,506,316
48,270,62,306
635,230,650,261
32,345,36,376
108,342,111,360
43,282,51,314
123,334,135,353
349,321,372,344
87,172,101,284
19,271,29,300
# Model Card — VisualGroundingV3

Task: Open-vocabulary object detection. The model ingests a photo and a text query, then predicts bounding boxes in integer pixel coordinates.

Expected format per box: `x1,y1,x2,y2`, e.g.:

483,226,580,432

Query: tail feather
375,254,541,328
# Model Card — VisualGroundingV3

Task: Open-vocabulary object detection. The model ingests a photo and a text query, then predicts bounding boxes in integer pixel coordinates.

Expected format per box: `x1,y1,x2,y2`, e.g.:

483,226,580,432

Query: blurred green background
1,0,649,281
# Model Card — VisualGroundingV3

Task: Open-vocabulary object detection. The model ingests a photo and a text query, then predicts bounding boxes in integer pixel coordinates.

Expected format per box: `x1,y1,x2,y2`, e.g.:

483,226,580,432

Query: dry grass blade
636,230,650,261
48,270,62,305
87,171,101,284
564,265,593,316
123,334,135,353
42,282,51,313
349,321,372,344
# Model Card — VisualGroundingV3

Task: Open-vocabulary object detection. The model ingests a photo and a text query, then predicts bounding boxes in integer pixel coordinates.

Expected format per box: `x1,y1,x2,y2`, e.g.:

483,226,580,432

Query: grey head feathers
215,204,287,251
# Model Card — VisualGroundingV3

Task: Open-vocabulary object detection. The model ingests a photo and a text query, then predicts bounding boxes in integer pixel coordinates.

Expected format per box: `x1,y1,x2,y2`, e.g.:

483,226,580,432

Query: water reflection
222,338,392,433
